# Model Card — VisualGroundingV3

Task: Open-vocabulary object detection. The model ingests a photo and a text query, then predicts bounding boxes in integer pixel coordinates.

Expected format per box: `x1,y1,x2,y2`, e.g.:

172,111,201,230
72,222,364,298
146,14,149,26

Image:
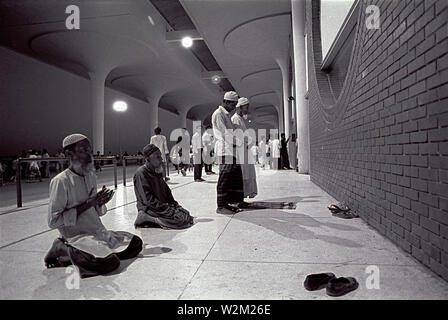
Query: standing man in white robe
259,136,267,169
44,134,142,278
150,127,170,181
192,124,205,182
271,134,281,170
202,126,216,175
231,97,258,199
212,91,245,214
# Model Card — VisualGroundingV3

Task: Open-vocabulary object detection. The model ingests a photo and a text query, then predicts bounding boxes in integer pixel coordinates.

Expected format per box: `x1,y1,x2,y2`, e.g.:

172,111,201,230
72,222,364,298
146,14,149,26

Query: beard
154,166,164,174
71,160,94,176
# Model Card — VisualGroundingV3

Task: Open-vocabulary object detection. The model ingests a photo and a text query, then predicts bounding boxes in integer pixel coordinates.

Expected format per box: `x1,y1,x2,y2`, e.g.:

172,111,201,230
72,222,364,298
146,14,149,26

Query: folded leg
115,235,143,260
44,238,72,268
67,246,120,278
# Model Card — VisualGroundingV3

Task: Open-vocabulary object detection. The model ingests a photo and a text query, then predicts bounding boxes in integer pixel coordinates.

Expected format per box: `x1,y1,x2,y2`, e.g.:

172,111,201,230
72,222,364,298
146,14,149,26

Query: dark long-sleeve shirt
133,164,178,215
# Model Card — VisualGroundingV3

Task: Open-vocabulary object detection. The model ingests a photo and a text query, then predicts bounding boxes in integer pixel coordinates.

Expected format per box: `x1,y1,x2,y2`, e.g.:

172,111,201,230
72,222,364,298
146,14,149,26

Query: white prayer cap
223,91,239,102
236,97,249,108
62,133,89,149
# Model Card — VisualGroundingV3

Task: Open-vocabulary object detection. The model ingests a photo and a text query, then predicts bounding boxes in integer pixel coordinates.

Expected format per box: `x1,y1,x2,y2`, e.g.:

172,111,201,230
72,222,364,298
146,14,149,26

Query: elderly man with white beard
44,134,143,278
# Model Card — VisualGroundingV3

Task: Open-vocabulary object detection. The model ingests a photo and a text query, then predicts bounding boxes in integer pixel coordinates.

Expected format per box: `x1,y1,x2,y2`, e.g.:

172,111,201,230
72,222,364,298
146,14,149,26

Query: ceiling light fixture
211,75,221,84
113,101,128,112
181,36,193,48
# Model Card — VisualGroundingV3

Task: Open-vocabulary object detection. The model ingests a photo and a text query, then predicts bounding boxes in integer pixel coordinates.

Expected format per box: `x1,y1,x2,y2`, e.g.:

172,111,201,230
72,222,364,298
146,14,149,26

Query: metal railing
122,156,144,186
15,156,118,208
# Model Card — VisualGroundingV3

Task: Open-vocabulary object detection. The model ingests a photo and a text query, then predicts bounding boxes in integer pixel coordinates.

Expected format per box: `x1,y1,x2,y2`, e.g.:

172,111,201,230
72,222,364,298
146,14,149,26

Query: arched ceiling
0,0,293,126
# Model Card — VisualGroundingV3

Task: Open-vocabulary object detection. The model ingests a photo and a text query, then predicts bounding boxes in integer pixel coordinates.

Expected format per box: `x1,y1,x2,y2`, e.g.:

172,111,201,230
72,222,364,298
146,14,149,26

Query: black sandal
332,211,359,219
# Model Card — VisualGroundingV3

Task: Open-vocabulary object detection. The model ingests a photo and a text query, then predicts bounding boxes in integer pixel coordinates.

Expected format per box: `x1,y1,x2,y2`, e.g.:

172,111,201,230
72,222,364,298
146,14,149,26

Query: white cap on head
236,97,249,108
223,91,239,102
62,133,89,149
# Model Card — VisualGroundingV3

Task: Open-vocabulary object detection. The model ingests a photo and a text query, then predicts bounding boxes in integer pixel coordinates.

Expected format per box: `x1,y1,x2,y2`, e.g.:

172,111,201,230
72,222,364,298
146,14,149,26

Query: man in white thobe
202,126,215,174
192,124,205,182
150,127,170,181
231,97,258,199
44,134,142,278
212,91,245,214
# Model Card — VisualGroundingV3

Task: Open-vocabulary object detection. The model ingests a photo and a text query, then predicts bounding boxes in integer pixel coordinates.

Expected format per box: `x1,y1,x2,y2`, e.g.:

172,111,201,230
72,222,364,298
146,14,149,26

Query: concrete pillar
277,58,290,137
89,71,106,155
291,72,297,135
179,109,188,129
276,105,284,135
146,94,162,134
292,0,310,174
275,91,285,134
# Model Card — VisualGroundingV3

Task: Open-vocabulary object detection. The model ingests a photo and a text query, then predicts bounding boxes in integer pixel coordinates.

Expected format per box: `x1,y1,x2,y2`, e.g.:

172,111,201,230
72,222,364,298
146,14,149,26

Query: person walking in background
150,127,170,182
56,150,65,173
192,123,205,182
171,136,187,176
267,137,273,169
271,135,280,170
280,133,292,170
137,150,144,165
202,126,215,175
41,148,50,178
258,136,266,169
289,133,297,171
251,144,258,165
94,151,102,172
29,150,42,181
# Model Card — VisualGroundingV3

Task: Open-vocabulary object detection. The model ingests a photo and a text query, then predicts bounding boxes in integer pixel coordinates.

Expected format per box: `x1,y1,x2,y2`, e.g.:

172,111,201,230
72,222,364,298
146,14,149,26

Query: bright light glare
211,75,221,84
113,101,128,112
181,36,193,48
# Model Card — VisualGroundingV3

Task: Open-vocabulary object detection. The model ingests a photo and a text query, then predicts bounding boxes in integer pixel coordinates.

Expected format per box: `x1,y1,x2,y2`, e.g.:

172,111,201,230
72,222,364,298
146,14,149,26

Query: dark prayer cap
143,144,160,158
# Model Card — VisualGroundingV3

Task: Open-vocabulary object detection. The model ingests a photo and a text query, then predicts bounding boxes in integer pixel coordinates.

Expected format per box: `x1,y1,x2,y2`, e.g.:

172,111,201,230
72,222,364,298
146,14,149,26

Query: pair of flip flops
328,203,359,219
304,273,359,297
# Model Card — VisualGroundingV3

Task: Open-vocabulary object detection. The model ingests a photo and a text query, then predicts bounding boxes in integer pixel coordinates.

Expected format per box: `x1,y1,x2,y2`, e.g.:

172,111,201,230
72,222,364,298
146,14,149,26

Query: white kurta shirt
192,132,202,152
211,106,242,157
150,134,169,161
48,169,107,239
271,139,281,158
202,131,213,151
48,169,132,257
231,112,258,198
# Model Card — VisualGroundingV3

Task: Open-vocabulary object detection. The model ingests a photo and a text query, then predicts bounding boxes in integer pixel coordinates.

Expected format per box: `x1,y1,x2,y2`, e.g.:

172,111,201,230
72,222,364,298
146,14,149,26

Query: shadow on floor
138,229,189,257
195,218,214,223
252,195,321,204
234,210,363,248
140,246,172,257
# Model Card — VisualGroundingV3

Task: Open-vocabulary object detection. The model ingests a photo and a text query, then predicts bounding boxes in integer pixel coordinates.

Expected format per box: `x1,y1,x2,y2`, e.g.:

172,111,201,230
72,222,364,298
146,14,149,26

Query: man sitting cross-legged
133,144,195,229
44,134,143,278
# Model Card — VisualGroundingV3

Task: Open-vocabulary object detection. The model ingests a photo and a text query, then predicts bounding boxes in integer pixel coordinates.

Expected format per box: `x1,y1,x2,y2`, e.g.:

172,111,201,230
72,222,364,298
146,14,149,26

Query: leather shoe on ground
326,277,359,297
304,272,336,291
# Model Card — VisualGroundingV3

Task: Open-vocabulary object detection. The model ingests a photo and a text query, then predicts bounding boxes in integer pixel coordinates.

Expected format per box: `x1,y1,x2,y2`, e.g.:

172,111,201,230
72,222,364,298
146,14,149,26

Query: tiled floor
1,166,448,299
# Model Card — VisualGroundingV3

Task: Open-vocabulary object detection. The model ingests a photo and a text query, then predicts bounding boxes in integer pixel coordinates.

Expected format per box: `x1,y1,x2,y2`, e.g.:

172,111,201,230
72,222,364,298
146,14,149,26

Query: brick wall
306,0,448,280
